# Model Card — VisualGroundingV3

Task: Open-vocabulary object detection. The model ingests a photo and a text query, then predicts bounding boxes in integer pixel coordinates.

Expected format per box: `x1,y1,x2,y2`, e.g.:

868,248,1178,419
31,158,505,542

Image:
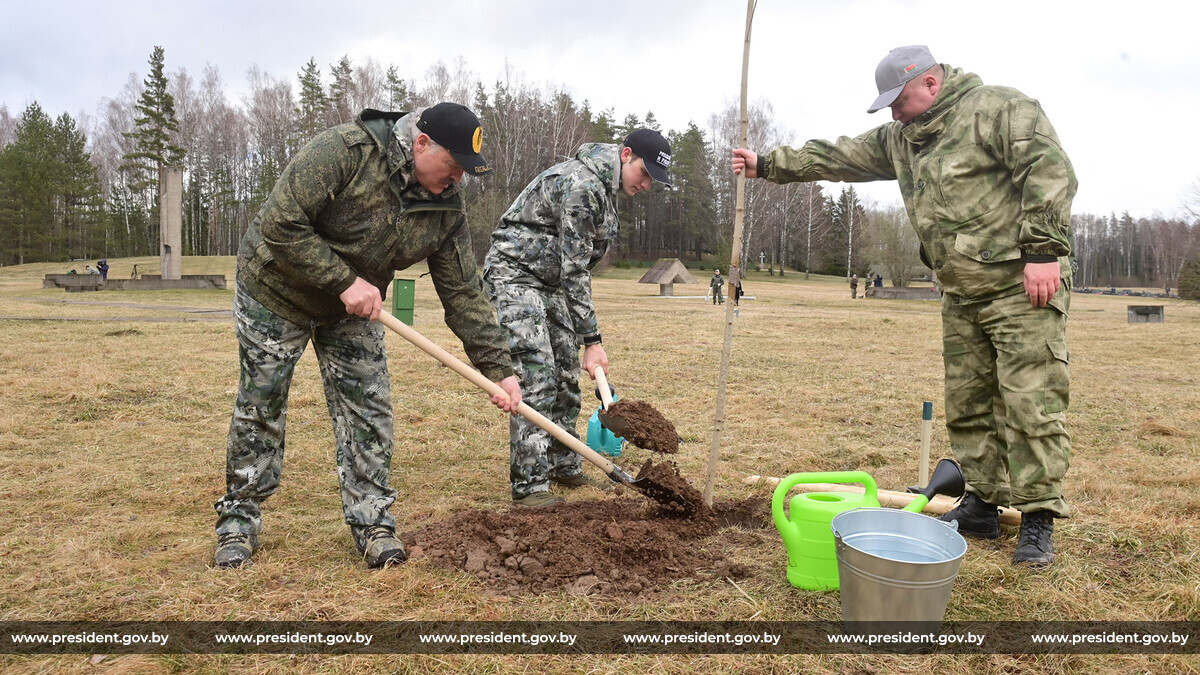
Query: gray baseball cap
867,45,937,113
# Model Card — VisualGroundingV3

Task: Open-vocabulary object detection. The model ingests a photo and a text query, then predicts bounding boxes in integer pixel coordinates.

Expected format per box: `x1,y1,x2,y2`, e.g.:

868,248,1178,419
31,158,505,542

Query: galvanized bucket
831,508,967,623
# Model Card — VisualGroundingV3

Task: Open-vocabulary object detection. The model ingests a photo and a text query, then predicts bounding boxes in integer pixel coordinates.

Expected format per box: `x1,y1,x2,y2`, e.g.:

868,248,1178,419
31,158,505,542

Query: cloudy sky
3,0,1198,218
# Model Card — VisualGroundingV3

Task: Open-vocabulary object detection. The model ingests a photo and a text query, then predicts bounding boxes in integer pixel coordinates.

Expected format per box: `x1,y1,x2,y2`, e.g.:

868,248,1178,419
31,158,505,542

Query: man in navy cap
215,103,522,569
484,128,671,507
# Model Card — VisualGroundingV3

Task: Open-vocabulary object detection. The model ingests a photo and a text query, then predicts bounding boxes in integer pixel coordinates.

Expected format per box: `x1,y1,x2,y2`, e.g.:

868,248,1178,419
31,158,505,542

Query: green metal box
391,278,415,326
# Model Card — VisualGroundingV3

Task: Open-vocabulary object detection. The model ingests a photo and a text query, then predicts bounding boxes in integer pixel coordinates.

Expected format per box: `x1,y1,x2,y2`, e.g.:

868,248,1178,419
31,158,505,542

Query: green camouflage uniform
710,273,724,304
761,66,1076,516
217,110,513,539
483,143,621,499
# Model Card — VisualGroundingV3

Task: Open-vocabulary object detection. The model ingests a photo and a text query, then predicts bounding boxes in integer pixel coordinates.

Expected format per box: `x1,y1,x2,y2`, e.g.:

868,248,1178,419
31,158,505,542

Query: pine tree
122,46,186,192
0,103,55,264
385,66,410,110
669,122,716,260
328,55,354,125
1179,258,1200,301
119,46,186,255
52,113,104,259
296,58,328,143
829,186,867,276
617,113,641,140
588,107,617,143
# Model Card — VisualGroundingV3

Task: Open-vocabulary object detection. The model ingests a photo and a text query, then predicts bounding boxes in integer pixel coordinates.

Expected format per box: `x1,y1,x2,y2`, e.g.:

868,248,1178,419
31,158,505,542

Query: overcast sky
3,0,1198,219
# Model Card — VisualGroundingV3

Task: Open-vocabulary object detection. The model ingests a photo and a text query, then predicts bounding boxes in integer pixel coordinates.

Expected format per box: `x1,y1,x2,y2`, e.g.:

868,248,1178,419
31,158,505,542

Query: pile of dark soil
634,459,709,518
605,399,679,454
401,496,767,597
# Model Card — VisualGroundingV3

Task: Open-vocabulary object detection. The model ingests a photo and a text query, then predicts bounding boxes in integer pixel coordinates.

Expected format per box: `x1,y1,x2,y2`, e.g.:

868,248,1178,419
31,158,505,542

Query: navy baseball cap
624,128,672,185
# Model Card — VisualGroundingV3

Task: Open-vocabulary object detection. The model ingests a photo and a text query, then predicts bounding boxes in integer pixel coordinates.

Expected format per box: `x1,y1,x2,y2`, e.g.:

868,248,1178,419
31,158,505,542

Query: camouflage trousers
941,287,1071,517
490,283,584,499
711,285,723,304
214,284,397,538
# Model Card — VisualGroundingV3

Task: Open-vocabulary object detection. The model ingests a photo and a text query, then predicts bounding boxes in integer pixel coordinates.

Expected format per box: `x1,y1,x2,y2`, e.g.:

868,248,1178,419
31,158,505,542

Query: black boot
1013,511,1055,568
939,493,1001,539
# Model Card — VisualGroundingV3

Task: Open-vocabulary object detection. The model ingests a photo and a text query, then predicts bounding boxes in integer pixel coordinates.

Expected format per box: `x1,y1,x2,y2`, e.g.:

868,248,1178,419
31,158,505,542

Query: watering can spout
902,458,965,513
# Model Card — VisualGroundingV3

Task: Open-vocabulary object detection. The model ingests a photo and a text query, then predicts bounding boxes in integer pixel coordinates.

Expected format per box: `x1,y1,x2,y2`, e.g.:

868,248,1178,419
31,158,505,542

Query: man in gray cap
732,46,1076,568
485,128,672,507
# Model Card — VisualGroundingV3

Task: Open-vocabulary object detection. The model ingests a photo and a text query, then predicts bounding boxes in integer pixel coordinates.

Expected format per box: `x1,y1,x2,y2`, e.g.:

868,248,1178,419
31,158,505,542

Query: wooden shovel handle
376,311,619,476
594,366,613,410
744,475,1023,525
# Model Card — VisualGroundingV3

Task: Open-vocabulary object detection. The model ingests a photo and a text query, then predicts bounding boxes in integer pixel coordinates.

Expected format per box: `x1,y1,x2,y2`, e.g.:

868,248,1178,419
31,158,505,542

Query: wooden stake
705,0,757,507
919,400,933,487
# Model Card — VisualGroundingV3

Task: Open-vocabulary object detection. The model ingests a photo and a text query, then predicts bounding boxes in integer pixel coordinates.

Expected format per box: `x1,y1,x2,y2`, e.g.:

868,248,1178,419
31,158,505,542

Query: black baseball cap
624,128,672,185
415,102,492,176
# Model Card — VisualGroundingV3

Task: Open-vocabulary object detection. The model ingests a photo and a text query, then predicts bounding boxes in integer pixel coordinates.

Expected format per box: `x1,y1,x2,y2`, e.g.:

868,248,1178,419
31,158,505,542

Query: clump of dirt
104,328,143,337
605,399,679,453
634,459,710,518
401,497,767,597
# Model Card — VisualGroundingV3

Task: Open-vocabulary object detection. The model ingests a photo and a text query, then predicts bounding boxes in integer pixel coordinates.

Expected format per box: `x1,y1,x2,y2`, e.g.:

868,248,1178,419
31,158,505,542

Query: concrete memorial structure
638,258,697,296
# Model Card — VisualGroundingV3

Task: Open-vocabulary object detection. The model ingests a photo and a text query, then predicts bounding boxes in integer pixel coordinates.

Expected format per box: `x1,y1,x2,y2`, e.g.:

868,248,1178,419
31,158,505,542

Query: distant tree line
2,47,1198,288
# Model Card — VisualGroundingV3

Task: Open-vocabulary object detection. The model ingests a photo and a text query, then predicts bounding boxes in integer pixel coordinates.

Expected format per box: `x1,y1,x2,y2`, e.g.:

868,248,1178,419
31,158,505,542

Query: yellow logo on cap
472,127,482,153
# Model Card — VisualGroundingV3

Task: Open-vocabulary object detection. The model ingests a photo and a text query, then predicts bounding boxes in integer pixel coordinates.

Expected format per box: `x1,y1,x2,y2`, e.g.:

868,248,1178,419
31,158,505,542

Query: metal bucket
831,508,967,623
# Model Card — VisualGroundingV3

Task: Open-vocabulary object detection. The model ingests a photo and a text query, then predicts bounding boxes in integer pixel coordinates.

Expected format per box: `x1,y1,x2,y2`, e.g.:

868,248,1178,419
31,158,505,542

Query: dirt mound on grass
401,497,768,597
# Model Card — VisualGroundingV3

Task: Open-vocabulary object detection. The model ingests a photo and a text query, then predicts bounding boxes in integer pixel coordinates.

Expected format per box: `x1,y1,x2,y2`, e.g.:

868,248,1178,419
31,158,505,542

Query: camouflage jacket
237,109,513,381
763,65,1077,302
483,143,621,341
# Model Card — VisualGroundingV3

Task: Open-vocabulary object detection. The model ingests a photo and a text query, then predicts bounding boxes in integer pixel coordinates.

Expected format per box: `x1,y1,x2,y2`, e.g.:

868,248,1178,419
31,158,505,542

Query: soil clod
633,459,710,518
604,399,679,453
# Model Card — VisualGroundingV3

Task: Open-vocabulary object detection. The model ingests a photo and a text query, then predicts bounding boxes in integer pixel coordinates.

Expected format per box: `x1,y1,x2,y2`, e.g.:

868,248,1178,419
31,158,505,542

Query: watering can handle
771,471,879,508
771,471,880,562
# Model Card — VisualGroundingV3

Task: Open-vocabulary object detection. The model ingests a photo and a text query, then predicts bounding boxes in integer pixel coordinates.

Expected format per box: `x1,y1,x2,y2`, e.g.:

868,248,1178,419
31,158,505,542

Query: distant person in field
849,273,859,299
214,103,521,570
732,45,1076,567
85,265,95,275
96,259,109,280
710,269,725,304
484,128,672,507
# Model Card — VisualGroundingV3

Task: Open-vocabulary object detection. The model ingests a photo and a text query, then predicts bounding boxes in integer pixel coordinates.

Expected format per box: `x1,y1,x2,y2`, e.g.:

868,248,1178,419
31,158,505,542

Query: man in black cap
484,128,671,507
215,103,522,569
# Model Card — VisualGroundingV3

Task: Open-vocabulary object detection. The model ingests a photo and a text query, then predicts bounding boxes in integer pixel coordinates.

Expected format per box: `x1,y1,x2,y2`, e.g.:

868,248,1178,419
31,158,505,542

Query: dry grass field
1,256,1197,673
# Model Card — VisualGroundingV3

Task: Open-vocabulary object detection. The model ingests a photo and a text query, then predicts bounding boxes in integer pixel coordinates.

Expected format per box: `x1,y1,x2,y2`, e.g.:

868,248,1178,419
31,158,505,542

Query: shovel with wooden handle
376,311,686,507
593,366,634,440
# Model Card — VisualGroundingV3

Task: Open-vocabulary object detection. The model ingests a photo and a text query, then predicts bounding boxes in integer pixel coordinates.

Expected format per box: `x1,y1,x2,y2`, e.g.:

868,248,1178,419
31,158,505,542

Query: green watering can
771,459,964,591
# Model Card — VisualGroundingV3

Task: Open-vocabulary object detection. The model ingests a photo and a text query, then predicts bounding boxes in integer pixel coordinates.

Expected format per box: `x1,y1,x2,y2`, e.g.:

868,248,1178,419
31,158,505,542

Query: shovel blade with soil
593,368,680,454
377,311,702,515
